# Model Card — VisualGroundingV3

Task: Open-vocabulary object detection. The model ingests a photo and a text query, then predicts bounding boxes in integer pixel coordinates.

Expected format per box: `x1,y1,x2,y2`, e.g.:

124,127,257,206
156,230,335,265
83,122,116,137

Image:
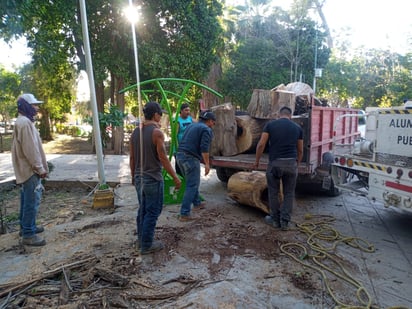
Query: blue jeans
176,152,201,216
134,175,164,251
20,174,43,238
266,159,298,223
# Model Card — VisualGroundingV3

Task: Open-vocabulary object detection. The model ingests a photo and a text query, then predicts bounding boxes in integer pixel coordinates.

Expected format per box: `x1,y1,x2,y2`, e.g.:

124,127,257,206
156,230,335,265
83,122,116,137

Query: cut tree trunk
210,103,237,156
227,171,284,214
247,89,295,119
227,171,269,214
235,115,268,153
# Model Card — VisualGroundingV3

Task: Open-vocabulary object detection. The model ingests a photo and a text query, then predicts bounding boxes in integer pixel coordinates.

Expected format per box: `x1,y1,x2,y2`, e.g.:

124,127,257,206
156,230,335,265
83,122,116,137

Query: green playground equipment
120,78,223,204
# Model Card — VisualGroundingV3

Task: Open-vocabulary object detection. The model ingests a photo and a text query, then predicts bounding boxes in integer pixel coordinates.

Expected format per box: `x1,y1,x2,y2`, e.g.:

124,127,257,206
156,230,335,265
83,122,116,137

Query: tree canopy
1,0,411,132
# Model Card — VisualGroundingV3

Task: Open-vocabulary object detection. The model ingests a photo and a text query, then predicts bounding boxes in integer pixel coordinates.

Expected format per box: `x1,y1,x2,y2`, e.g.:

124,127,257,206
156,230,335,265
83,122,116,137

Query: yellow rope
280,213,380,308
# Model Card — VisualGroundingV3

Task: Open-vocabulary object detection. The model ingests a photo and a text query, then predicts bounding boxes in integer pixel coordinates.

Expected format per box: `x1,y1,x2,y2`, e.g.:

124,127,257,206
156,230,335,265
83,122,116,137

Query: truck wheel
216,168,238,183
326,180,340,197
216,167,230,183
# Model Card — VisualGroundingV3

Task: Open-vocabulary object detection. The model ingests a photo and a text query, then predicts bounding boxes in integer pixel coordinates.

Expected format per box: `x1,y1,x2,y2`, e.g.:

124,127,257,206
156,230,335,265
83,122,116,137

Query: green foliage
2,212,19,223
219,37,289,109
98,183,110,190
2,0,411,115
218,2,330,108
103,105,127,128
130,106,140,118
0,67,20,123
138,0,223,83
124,124,136,134
86,105,127,147
318,49,412,108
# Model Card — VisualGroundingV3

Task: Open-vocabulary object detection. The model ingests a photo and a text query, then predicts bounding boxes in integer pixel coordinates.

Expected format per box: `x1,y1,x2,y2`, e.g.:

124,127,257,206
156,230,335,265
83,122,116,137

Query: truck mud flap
322,176,340,196
322,176,332,190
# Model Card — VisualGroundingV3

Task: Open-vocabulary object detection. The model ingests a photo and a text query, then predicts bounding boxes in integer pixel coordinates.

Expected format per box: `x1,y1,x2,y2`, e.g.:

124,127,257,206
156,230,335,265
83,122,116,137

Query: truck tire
216,168,238,183
326,179,340,197
216,167,230,183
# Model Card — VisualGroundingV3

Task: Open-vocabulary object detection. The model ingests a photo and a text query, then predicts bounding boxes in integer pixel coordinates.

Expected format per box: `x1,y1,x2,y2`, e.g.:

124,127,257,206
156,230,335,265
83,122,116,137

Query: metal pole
128,0,142,122
313,29,318,95
79,0,106,184
127,1,144,189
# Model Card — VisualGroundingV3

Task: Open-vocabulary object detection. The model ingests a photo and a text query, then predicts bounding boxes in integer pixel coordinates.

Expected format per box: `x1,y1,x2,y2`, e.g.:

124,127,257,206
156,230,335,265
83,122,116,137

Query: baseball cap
199,110,216,121
18,93,43,104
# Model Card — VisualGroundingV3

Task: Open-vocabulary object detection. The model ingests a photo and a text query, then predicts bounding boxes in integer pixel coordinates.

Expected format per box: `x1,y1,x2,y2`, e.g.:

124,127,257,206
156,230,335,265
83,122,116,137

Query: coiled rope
279,213,406,309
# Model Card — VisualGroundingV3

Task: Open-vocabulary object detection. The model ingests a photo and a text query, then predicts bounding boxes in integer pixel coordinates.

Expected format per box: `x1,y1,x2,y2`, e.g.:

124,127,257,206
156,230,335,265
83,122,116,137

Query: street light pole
127,1,142,122
79,0,106,185
313,29,318,95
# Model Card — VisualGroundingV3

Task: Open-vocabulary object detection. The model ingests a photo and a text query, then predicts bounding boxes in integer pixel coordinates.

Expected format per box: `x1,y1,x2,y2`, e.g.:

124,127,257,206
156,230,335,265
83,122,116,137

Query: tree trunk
235,115,268,154
247,89,295,119
227,171,269,214
113,75,125,155
40,108,53,141
95,81,105,113
210,103,237,156
202,62,222,110
227,171,284,214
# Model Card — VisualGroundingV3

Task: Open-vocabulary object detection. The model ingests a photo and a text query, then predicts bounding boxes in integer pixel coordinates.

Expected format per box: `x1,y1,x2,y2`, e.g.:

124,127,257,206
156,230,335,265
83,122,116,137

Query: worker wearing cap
176,110,216,221
12,93,48,246
130,101,181,254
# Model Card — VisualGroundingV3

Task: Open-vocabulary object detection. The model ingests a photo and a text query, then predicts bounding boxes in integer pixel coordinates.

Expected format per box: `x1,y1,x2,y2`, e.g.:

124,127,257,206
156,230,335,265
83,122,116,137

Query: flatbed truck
211,105,360,196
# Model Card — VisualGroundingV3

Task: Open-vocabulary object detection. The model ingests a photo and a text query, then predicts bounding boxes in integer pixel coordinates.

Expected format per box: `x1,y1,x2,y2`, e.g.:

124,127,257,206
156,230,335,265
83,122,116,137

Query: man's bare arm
254,132,269,168
201,152,210,176
154,129,181,190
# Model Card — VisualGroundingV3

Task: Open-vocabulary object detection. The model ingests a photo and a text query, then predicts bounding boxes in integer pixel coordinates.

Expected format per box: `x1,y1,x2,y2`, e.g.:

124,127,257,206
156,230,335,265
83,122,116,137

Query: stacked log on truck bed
210,82,337,213
210,82,313,156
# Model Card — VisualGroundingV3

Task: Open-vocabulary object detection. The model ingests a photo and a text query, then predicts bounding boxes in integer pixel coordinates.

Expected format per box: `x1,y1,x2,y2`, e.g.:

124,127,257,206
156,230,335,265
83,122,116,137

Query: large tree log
235,115,268,153
227,171,284,214
247,89,295,119
227,171,269,214
210,103,237,156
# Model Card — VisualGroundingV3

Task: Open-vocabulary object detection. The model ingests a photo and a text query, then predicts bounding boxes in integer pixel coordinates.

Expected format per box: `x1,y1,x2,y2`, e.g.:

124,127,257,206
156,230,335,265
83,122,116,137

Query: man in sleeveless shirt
130,102,181,254
254,106,303,231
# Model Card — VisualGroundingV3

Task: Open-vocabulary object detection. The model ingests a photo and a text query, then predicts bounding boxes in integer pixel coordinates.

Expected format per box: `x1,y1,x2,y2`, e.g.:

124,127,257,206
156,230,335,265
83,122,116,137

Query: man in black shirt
254,106,303,231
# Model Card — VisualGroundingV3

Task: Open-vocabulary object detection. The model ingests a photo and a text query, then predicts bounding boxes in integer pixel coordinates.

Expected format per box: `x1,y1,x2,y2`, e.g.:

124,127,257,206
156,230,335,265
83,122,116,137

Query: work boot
19,226,44,237
264,215,280,228
280,221,289,231
140,240,164,255
192,202,205,211
22,235,46,246
178,215,196,222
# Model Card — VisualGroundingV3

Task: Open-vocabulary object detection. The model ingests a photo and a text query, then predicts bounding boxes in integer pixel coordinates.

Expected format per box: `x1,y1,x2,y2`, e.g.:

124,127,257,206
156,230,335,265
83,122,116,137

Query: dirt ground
41,134,100,155
0,135,383,308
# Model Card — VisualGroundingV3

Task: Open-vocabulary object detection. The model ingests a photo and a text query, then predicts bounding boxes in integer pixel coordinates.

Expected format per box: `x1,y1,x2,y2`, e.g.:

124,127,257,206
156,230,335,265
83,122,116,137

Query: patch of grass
3,212,19,223
0,133,13,152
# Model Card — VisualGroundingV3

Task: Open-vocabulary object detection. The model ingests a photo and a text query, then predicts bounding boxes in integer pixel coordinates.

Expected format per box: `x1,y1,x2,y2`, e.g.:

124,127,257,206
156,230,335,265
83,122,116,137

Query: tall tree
0,66,20,126
218,2,330,108
1,0,223,153
318,48,412,108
